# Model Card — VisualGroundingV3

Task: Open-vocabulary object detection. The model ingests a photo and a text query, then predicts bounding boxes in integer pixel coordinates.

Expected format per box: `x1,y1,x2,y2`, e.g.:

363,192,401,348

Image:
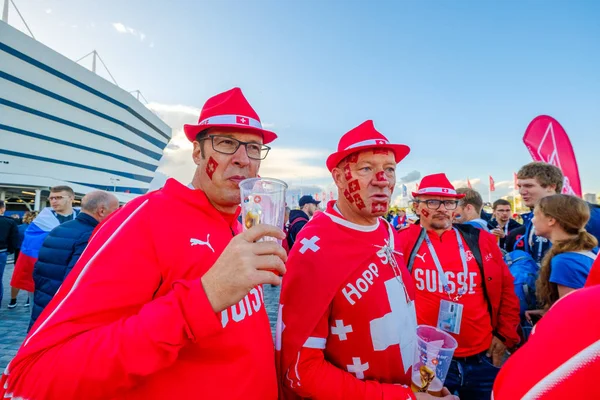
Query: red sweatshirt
492,286,600,399
398,224,520,351
277,201,417,400
1,179,277,400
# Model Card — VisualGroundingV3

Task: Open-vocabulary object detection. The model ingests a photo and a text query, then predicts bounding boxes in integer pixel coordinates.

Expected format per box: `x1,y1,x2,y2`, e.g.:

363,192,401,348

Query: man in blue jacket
0,200,19,307
30,190,119,330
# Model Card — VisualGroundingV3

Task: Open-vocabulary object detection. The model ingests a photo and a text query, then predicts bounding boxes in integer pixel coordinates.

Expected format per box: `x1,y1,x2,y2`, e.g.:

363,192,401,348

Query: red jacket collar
162,178,241,231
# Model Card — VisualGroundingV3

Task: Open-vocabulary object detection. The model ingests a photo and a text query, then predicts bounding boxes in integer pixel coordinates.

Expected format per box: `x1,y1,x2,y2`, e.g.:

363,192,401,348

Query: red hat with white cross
412,173,466,199
183,87,277,144
326,120,410,171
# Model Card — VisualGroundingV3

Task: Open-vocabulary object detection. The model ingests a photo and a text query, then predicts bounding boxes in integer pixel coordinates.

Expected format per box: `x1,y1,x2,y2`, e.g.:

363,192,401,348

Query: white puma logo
190,234,214,253
415,252,427,262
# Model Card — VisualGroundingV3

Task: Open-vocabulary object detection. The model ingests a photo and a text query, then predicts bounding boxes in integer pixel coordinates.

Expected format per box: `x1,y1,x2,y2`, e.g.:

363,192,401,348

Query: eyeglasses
49,196,65,201
415,199,459,210
200,135,270,160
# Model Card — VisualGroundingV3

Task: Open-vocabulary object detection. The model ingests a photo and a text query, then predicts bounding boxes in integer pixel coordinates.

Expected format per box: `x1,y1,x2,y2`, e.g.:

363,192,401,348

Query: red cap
326,120,410,171
183,88,277,144
412,173,466,199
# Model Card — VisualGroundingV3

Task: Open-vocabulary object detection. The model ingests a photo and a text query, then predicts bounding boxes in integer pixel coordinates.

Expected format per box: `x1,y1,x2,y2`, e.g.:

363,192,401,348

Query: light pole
109,178,120,192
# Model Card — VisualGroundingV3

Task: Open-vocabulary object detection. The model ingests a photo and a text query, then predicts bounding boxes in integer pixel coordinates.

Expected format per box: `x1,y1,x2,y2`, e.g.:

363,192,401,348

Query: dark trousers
445,351,500,400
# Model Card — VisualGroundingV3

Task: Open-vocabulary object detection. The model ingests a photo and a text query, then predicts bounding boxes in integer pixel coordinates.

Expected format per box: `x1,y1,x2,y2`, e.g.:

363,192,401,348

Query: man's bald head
81,191,120,222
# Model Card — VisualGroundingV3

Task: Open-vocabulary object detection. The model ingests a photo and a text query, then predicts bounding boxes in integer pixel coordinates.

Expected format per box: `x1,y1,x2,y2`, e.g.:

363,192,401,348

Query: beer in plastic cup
411,325,458,397
239,177,288,243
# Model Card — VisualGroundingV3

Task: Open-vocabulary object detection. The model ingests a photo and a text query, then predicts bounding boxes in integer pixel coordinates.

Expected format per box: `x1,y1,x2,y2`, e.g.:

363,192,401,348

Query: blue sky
10,0,600,200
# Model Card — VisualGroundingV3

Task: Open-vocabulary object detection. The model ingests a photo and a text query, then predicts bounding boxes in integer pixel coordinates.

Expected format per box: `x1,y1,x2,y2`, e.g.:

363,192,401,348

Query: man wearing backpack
398,173,520,399
286,195,319,251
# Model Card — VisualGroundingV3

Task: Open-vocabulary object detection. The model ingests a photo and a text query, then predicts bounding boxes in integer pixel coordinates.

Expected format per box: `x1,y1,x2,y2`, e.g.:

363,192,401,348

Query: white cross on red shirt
331,319,353,341
299,236,320,254
347,357,369,379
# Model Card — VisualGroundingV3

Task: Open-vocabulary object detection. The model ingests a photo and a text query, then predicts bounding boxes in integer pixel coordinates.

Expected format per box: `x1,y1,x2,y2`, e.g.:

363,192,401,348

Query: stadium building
0,17,171,214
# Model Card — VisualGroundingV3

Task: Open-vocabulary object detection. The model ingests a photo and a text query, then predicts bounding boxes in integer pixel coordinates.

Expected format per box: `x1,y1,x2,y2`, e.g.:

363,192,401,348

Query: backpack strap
286,217,309,247
406,228,427,274
513,235,525,252
454,224,497,336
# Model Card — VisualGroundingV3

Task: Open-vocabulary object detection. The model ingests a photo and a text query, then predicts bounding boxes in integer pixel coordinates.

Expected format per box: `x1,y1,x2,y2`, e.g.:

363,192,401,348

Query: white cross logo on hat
240,117,246,123
376,140,386,145
442,188,449,193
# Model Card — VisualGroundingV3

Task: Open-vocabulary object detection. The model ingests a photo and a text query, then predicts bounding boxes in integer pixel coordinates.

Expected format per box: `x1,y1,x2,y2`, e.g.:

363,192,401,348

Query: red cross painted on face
346,153,358,164
348,179,360,193
371,202,388,213
344,164,353,180
353,193,365,209
421,209,430,218
344,189,354,203
375,171,387,182
206,157,218,180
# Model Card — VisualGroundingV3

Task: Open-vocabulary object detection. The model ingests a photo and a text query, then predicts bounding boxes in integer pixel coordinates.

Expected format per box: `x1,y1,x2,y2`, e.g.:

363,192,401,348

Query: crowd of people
0,87,598,400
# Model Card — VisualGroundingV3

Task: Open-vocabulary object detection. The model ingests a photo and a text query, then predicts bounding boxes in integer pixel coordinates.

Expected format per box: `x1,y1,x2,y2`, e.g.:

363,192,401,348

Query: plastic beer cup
410,325,458,397
239,177,288,243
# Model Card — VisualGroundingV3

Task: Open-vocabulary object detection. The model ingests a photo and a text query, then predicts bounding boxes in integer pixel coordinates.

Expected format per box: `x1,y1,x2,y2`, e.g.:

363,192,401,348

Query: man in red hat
277,121,457,400
1,88,285,400
398,173,520,399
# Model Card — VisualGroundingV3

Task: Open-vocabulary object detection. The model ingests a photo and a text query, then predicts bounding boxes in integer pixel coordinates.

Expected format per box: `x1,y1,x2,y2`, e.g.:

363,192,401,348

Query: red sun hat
183,87,277,144
412,173,466,199
326,120,410,171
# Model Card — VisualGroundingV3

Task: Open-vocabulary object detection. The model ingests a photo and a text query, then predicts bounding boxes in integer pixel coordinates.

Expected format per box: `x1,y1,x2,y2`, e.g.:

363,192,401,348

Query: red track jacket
1,179,277,400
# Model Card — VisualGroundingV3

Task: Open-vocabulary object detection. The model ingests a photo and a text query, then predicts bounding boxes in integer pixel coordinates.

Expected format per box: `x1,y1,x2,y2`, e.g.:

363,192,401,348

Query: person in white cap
2,88,284,400
277,121,457,400
398,173,520,400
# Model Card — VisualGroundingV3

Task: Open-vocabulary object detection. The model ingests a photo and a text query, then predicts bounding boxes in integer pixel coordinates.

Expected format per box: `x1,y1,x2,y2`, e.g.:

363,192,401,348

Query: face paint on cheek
421,209,430,218
343,164,353,180
346,153,358,164
353,193,366,210
344,189,354,203
348,179,361,193
375,171,387,182
371,202,388,214
206,157,218,180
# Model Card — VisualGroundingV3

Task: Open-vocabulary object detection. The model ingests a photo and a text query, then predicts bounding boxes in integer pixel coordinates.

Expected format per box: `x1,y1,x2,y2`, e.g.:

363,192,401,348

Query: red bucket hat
412,173,466,199
183,87,277,144
326,120,410,171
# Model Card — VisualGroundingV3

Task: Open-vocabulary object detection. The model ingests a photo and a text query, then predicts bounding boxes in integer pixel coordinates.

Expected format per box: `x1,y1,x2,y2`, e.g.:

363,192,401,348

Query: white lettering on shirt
342,263,383,305
413,268,478,295
220,287,264,328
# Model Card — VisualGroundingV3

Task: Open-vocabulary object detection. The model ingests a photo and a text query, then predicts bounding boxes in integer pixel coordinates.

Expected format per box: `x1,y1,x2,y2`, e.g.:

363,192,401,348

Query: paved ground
1,257,31,370
0,257,282,370
263,283,282,340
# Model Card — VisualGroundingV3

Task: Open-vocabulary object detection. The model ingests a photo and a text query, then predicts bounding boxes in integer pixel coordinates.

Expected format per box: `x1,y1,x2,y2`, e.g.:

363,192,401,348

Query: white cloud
494,180,512,189
112,22,147,42
149,42,155,48
452,178,482,189
45,9,52,14
146,103,329,189
112,22,127,33
262,122,275,128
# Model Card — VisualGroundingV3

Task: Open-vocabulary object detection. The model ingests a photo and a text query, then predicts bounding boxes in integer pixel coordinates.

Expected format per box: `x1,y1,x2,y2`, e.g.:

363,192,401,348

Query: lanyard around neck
422,227,469,301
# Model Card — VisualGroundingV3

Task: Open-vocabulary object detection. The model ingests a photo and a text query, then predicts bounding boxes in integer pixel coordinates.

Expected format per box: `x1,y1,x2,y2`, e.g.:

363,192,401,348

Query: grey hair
81,191,117,213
